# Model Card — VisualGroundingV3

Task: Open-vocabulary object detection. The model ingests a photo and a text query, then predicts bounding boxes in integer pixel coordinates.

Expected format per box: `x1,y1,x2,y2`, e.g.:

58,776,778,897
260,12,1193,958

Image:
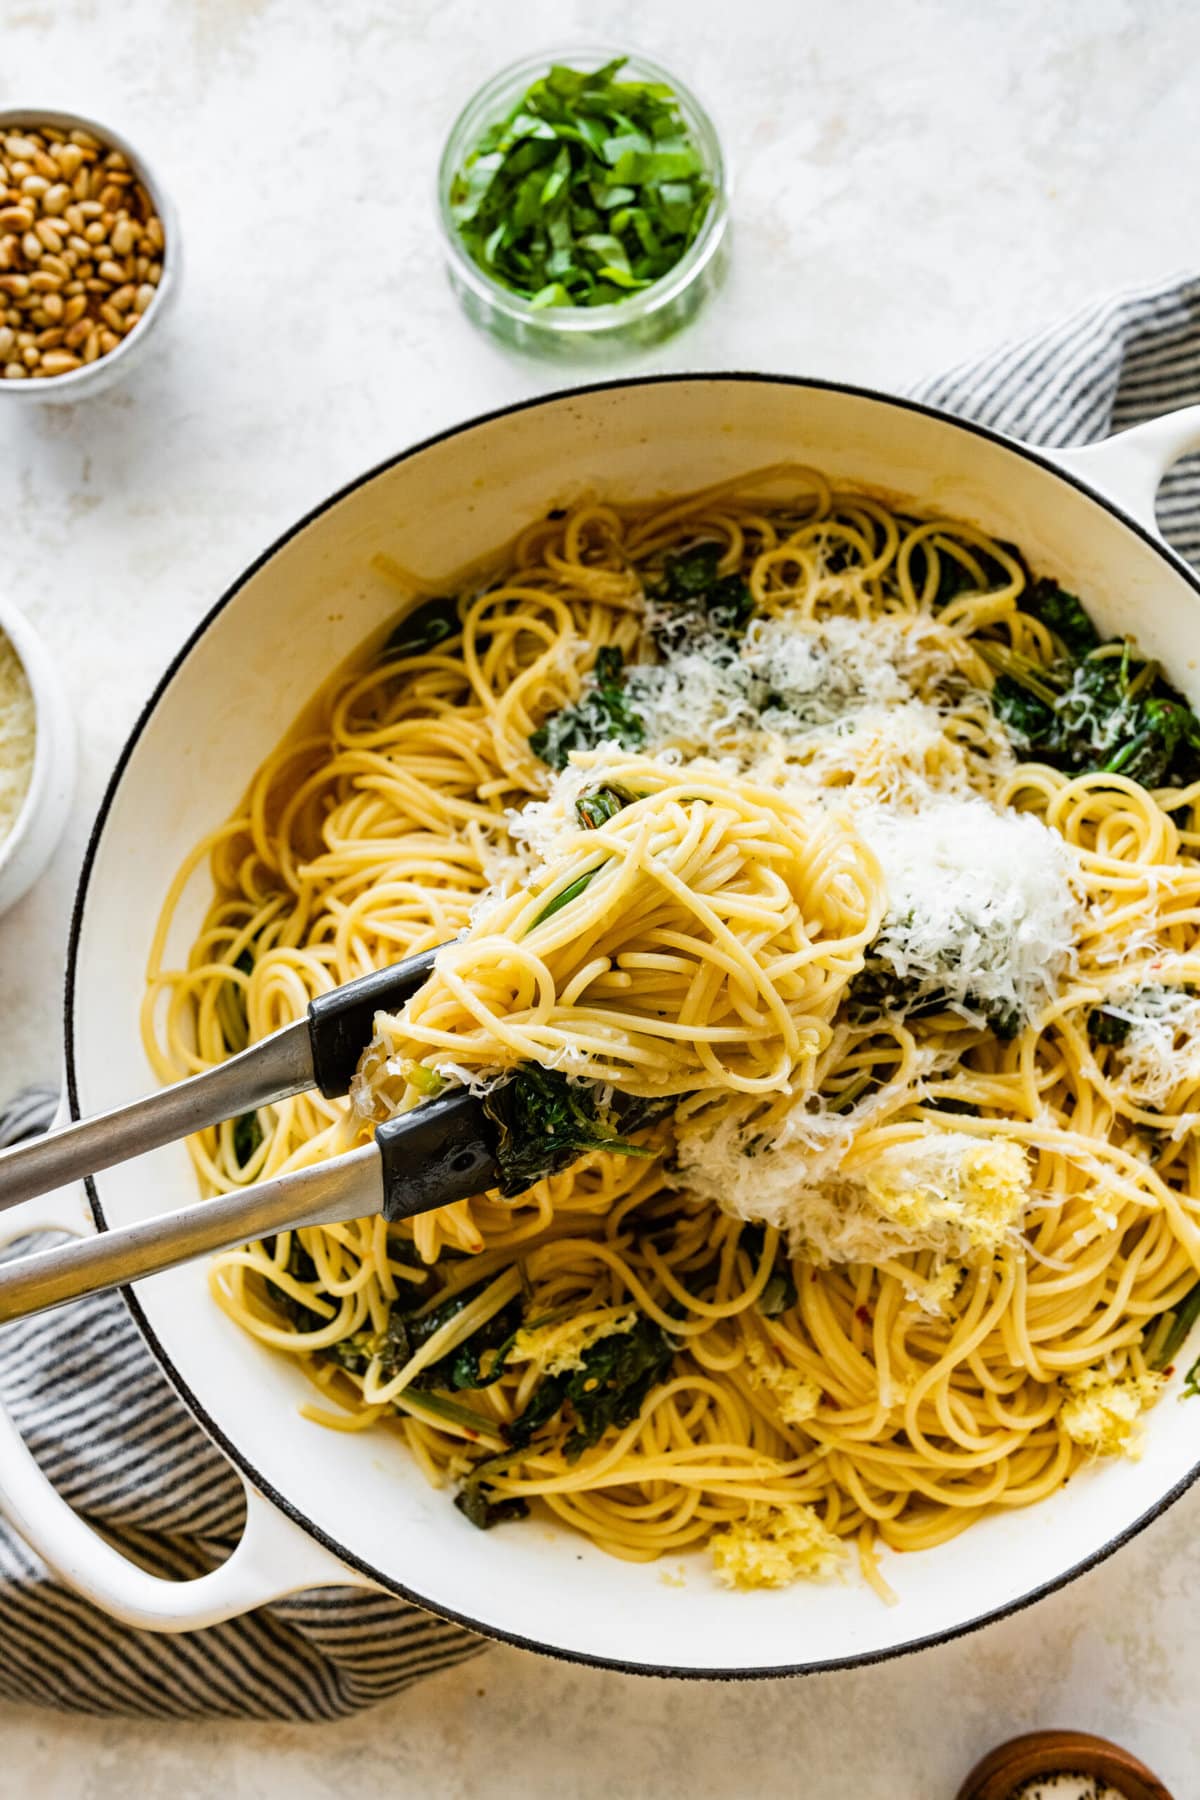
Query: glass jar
436,47,729,357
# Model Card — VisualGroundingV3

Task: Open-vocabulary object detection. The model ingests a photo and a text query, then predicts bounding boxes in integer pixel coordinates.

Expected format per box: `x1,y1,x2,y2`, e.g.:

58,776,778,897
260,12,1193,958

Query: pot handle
0,1138,378,1629
0,1396,377,1628
1049,404,1200,535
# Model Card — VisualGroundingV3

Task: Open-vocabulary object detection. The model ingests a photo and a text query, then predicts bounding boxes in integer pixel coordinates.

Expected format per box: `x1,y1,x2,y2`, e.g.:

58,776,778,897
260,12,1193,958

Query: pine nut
0,120,166,384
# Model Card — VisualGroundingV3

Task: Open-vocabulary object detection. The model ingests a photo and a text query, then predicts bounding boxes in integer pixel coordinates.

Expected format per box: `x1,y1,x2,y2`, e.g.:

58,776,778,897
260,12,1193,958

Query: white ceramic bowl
0,595,74,916
0,107,180,405
3,377,1200,1672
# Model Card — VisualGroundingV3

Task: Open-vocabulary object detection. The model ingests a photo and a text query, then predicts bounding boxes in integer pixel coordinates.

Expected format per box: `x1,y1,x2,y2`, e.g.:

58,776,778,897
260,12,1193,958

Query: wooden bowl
955,1730,1174,1800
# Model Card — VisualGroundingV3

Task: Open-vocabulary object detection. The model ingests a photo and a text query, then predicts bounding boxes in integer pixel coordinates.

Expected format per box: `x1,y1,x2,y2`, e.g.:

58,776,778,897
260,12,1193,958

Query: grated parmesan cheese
677,1080,1031,1272
853,794,1082,1031
625,611,964,759
0,631,36,847
1095,976,1200,1112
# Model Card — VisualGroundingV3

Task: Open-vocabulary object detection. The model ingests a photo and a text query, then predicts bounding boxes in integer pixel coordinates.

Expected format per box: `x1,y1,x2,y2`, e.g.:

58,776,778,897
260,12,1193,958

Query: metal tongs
0,947,500,1324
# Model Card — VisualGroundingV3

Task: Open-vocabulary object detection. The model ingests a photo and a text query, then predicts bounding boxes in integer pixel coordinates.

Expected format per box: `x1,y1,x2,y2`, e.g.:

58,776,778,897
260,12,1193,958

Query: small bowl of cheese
0,598,74,916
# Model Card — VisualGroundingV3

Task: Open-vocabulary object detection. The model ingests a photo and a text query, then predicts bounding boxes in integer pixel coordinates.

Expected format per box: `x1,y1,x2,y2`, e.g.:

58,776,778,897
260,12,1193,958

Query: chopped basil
448,57,713,308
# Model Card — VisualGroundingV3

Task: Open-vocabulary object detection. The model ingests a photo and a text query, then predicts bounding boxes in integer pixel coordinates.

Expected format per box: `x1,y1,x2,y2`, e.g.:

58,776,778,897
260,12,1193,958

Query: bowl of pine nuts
0,108,178,401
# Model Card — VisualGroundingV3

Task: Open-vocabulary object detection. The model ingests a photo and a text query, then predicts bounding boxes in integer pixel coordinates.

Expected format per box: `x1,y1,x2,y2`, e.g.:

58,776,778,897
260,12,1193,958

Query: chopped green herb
454,1485,530,1530
575,783,635,829
481,1063,671,1198
982,625,1200,792
216,944,256,1055
263,1238,330,1334
529,645,645,771
529,861,606,929
740,1224,798,1316
1148,1281,1200,1371
1020,578,1101,660
448,57,714,308
847,942,1021,1039
1087,1006,1133,1048
648,542,755,651
506,1312,676,1457
319,1277,524,1394
383,596,461,659
232,1110,264,1169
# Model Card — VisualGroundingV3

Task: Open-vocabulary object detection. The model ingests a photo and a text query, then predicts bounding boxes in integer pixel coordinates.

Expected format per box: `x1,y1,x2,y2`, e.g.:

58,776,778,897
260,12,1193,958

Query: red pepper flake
855,1305,873,1326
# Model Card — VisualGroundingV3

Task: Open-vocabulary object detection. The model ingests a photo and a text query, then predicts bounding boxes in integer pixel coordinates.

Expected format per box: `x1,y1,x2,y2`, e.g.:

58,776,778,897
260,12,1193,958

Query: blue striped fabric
0,1092,485,1718
2,268,1199,1715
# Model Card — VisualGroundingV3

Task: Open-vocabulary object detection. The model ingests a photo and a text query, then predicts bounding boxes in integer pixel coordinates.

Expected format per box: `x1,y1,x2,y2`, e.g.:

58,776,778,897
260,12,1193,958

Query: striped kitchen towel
1,266,1199,1719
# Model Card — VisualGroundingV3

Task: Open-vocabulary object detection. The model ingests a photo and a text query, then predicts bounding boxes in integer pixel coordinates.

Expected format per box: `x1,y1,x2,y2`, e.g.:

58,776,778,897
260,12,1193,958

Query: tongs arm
0,1020,315,1215
0,944,444,1214
0,1089,499,1324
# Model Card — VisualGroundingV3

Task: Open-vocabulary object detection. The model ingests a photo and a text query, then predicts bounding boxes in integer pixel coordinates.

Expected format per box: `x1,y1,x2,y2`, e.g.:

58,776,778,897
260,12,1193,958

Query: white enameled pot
3,378,1200,1674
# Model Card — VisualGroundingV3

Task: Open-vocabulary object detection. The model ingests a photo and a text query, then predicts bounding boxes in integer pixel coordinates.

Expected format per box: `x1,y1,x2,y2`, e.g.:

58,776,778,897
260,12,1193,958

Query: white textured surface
0,0,1198,1794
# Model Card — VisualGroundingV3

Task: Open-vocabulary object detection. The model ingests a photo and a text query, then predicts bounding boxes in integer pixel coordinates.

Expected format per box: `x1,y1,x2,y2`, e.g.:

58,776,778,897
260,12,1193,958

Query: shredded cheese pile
0,632,35,845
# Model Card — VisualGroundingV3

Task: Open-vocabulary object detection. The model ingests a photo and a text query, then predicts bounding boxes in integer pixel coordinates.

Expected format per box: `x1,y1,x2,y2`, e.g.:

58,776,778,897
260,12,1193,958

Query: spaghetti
144,470,1200,1594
